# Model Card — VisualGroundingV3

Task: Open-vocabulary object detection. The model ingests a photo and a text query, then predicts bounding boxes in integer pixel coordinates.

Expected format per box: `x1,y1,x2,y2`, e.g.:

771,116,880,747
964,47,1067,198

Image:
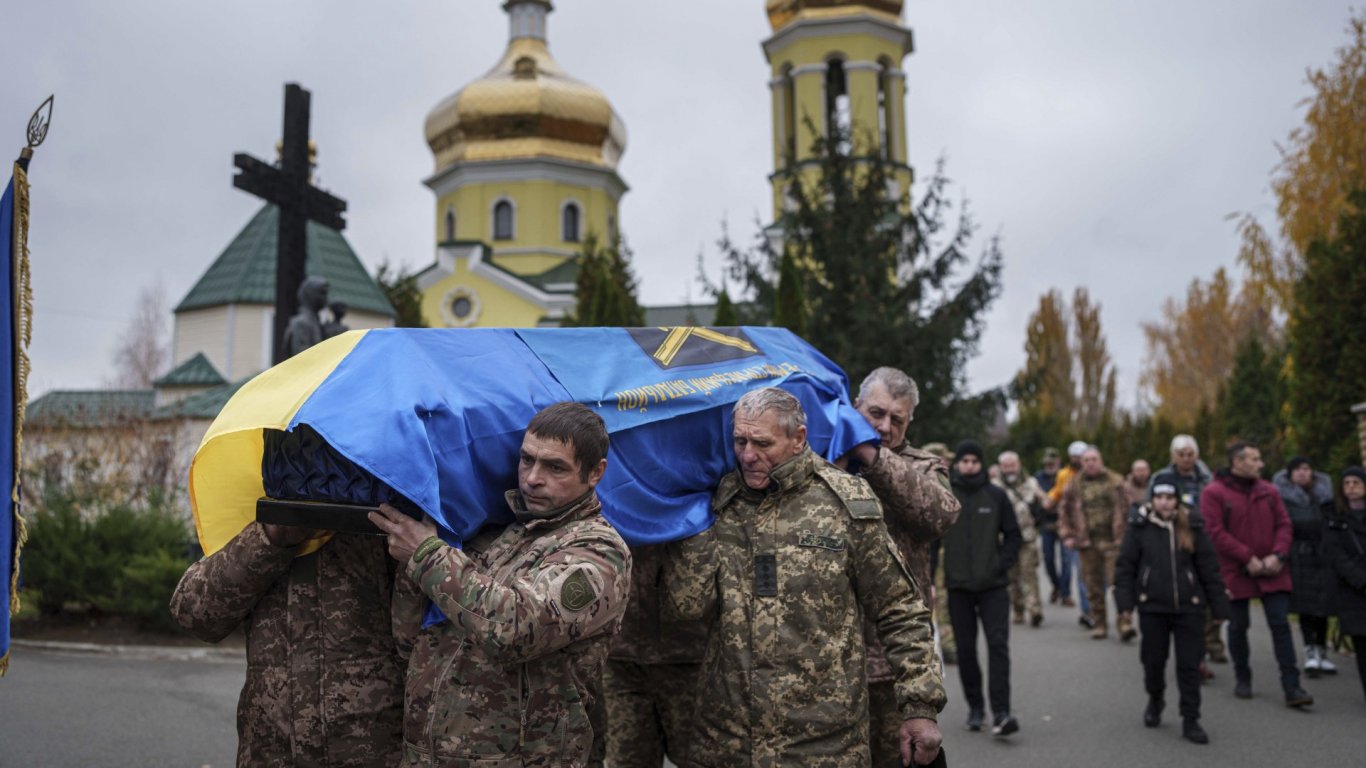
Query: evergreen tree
771,248,807,337
712,288,738,326
1288,188,1366,471
1220,335,1286,468
566,234,645,327
711,125,1004,443
374,261,427,328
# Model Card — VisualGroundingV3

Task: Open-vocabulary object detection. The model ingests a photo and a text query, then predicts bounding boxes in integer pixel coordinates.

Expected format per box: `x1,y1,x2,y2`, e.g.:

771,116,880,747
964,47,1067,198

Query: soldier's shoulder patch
559,568,597,612
813,463,882,520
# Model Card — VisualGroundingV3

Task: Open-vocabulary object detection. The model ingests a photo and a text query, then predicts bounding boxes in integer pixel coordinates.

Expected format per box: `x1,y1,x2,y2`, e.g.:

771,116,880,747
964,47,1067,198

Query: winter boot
1305,645,1322,678
1143,696,1164,727
1284,685,1314,708
1182,718,1209,745
966,708,985,732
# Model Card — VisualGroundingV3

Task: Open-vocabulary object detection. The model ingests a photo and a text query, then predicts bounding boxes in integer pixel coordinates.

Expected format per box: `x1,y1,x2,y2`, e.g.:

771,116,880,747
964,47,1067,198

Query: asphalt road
2,589,1364,767
937,588,1366,766
0,647,243,768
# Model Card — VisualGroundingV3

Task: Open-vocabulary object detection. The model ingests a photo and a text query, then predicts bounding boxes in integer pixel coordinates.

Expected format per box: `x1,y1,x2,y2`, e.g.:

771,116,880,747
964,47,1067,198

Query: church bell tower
763,0,914,218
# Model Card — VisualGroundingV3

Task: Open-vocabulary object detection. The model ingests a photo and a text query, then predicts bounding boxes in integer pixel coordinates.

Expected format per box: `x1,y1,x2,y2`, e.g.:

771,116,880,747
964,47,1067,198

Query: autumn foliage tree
1011,287,1116,443
1139,268,1275,425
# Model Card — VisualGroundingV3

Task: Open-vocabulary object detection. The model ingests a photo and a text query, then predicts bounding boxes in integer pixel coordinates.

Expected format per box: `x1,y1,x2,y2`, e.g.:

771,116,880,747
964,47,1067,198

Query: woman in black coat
1115,473,1230,745
1273,456,1338,676
1323,466,1366,702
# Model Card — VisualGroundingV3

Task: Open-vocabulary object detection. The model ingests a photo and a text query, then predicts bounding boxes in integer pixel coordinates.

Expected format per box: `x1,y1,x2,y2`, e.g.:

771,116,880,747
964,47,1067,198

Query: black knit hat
1286,455,1312,473
1344,466,1366,485
1150,471,1181,498
954,440,984,463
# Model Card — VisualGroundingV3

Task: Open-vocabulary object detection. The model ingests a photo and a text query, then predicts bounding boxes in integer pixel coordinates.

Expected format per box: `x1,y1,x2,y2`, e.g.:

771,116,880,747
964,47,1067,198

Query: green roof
153,379,249,421
27,390,154,428
152,352,225,388
176,205,396,317
522,259,579,292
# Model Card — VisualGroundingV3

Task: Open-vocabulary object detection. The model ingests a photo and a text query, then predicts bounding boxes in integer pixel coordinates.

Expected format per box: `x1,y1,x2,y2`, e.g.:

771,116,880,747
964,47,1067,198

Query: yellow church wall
419,256,552,329
435,178,617,268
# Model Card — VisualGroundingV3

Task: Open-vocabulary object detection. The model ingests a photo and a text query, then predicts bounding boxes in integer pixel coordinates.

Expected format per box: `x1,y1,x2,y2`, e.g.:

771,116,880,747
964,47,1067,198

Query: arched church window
493,200,515,240
562,202,581,242
825,58,851,155
877,58,895,160
445,207,457,241
781,63,797,164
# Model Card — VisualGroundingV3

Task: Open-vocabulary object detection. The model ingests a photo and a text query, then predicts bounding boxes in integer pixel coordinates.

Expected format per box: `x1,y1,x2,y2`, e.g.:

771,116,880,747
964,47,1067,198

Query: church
411,0,915,329
27,0,916,450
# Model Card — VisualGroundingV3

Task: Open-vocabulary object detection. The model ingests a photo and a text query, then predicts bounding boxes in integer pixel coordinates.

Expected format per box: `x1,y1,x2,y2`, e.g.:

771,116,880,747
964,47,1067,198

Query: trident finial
26,95,54,151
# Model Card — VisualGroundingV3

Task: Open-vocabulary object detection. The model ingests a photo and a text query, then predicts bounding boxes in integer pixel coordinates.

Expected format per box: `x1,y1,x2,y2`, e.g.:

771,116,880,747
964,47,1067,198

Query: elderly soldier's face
733,408,806,490
518,431,604,513
855,381,912,449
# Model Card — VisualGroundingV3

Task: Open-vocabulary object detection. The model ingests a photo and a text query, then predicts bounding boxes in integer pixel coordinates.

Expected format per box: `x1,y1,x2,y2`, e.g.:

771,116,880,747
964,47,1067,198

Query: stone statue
283,276,329,357
323,300,350,339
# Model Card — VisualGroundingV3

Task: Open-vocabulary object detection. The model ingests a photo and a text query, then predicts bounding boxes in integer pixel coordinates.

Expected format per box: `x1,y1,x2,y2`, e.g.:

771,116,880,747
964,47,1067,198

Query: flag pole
2,95,50,677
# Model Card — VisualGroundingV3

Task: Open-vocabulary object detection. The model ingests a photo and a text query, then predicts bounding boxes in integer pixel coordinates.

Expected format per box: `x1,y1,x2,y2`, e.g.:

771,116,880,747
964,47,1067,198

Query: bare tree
109,280,170,389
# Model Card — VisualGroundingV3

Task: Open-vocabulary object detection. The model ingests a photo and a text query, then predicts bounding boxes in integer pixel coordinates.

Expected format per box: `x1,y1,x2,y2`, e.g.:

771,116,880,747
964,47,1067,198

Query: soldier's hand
368,504,439,562
262,523,317,549
899,717,942,766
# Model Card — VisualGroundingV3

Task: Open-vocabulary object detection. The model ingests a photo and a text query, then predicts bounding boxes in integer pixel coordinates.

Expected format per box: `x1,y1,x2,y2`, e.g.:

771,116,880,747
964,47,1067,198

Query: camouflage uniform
995,473,1045,623
393,490,631,768
603,544,707,768
170,523,404,768
1060,470,1131,636
921,444,957,664
858,442,960,768
664,448,946,768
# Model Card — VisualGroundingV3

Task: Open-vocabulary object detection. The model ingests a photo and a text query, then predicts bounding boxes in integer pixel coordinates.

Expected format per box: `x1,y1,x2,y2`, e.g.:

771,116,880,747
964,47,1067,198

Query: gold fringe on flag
2,161,32,677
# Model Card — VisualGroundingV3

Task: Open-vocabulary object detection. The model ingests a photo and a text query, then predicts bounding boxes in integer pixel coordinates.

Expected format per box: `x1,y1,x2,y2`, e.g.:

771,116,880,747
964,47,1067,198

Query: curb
11,638,245,663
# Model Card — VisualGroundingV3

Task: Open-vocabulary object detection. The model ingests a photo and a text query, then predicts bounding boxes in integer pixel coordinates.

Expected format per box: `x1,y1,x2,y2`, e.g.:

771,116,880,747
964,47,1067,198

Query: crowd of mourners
165,366,1366,767
945,435,1366,747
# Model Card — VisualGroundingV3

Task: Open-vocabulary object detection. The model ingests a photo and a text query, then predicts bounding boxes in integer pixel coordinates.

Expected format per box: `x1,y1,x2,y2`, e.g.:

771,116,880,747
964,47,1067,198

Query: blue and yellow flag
1,159,33,677
191,326,877,557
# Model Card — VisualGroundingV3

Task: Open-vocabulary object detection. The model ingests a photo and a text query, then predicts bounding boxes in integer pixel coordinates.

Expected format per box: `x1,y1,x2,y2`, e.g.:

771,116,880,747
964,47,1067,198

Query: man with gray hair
994,451,1045,627
842,367,960,767
665,387,946,767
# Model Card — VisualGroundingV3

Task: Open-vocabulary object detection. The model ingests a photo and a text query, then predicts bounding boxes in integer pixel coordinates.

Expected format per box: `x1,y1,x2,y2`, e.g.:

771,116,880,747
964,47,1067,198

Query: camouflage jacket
169,523,404,768
663,449,946,768
608,543,707,664
994,474,1044,544
393,491,631,768
1059,470,1129,549
859,442,960,684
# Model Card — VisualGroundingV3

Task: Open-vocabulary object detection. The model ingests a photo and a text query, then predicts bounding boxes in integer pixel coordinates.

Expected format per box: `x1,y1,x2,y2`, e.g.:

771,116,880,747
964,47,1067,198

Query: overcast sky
1,1,1355,408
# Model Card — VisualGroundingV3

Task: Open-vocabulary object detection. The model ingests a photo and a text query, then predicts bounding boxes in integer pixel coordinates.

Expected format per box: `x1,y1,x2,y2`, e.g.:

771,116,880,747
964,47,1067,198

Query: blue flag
1,164,26,675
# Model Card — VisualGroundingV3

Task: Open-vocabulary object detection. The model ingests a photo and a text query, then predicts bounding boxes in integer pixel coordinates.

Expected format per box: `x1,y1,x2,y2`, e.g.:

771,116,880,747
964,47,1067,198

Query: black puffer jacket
1114,504,1231,620
935,471,1021,592
1324,507,1366,636
1273,469,1337,616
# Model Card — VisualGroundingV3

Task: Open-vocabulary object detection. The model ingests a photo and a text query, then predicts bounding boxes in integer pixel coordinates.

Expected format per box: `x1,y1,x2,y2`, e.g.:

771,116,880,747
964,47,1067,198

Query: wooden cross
232,83,347,365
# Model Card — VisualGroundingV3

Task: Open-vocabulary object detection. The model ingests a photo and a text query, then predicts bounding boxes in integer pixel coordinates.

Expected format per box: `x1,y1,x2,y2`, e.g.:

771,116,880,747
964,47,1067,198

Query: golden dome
425,3,626,172
766,0,902,31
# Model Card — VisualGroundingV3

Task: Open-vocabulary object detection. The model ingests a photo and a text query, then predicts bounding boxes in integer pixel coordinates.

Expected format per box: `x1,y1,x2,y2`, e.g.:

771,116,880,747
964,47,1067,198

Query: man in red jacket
1201,442,1314,708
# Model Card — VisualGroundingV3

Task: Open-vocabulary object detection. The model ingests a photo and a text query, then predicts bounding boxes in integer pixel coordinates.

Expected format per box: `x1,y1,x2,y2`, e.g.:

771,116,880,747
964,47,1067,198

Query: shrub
21,487,194,630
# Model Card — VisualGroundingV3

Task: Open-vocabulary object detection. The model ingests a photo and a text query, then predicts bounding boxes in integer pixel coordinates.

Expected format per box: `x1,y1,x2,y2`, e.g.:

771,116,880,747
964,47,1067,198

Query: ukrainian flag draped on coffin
190,326,876,559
